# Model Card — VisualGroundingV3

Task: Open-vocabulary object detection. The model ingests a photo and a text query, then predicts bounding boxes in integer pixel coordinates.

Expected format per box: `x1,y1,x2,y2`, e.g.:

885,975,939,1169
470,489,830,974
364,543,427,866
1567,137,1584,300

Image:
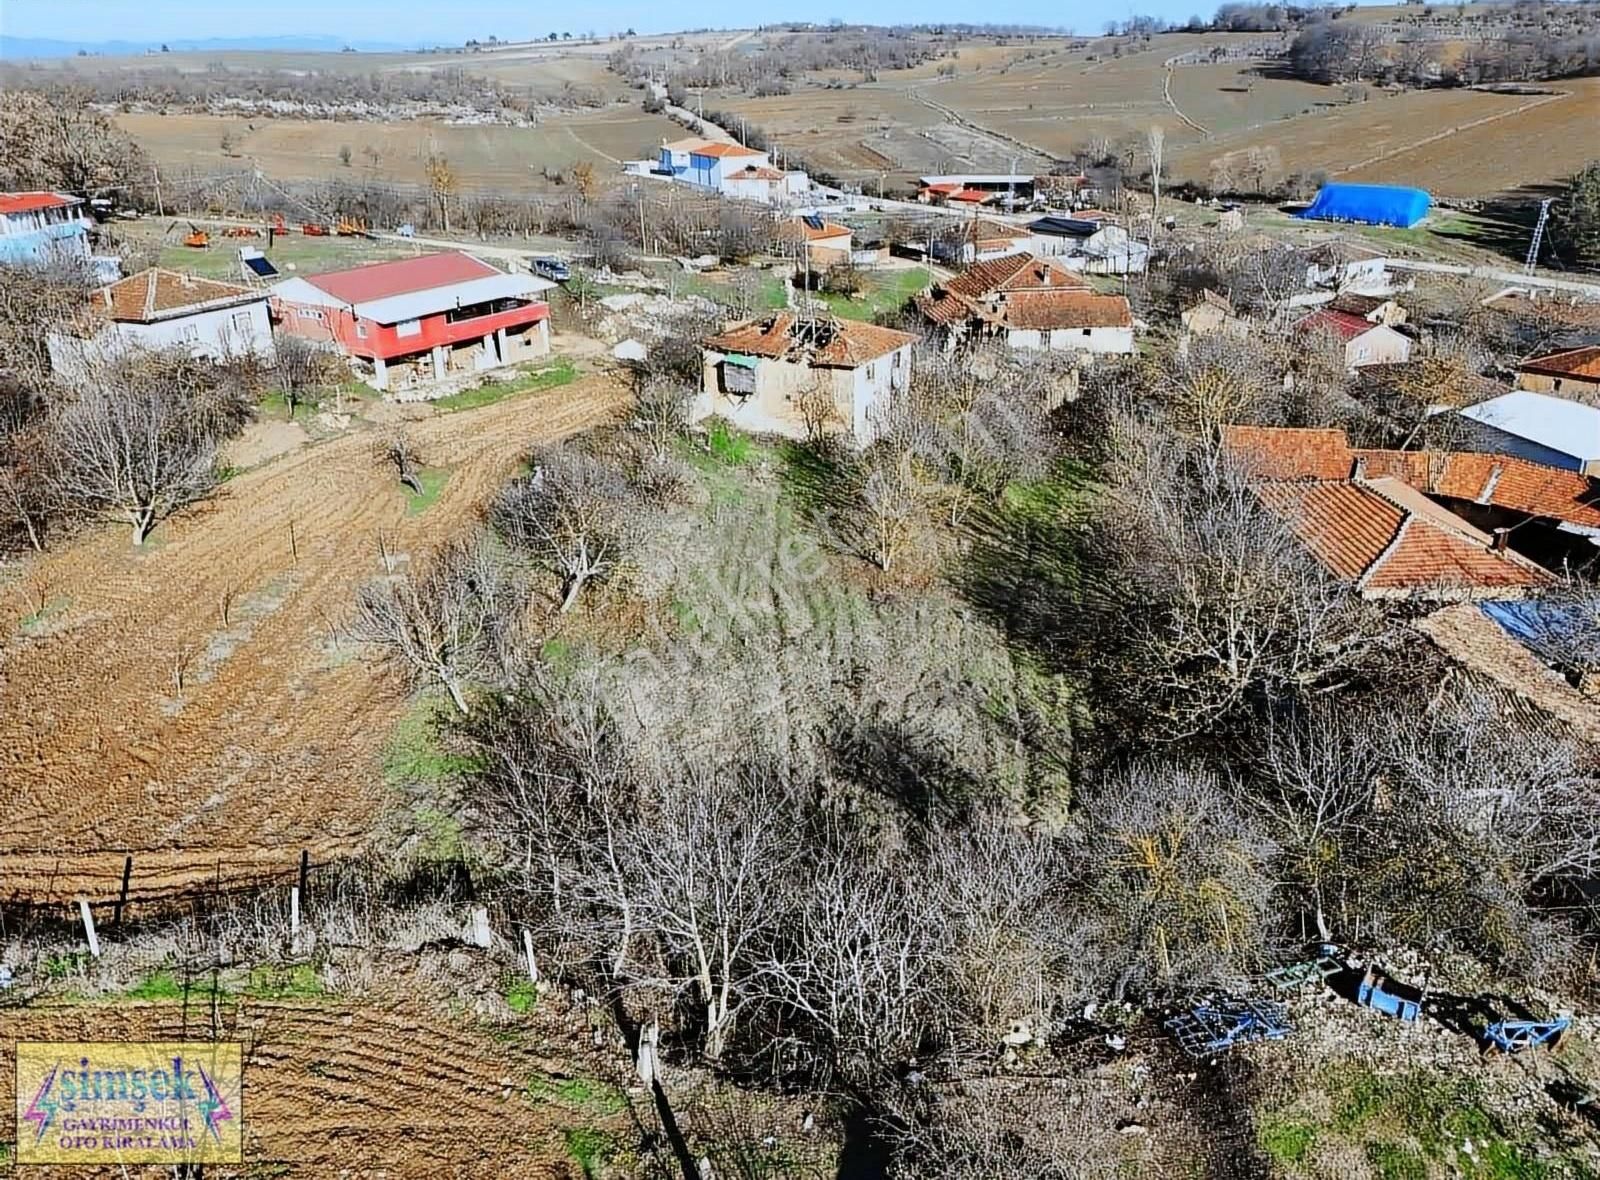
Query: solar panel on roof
244,255,279,278
803,214,825,230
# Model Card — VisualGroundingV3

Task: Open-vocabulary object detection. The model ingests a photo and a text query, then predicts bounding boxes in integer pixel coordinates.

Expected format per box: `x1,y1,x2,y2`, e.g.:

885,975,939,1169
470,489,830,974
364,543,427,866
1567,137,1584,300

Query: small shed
1299,183,1432,229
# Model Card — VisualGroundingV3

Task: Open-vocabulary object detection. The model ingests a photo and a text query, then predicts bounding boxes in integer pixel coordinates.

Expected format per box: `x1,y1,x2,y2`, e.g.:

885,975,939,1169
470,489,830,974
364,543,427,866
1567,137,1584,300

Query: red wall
273,298,549,360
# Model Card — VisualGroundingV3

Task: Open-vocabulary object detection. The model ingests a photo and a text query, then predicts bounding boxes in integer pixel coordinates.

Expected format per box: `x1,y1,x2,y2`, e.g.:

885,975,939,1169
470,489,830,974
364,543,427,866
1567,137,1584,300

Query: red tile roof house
914,254,1134,355
268,252,552,394
1295,308,1413,370
699,313,916,445
1515,346,1600,400
46,268,274,380
1222,425,1561,598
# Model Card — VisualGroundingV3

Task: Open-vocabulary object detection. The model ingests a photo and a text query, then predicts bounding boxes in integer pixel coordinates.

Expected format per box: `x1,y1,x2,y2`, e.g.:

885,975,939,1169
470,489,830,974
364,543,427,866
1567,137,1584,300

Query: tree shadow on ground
1433,183,1566,269
947,462,1097,672
828,716,982,828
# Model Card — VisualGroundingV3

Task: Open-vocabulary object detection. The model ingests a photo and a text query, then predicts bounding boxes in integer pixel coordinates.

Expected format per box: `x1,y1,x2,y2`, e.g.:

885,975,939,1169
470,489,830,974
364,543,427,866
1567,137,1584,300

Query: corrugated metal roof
301,252,499,304
352,272,553,325
1462,391,1600,463
0,191,76,214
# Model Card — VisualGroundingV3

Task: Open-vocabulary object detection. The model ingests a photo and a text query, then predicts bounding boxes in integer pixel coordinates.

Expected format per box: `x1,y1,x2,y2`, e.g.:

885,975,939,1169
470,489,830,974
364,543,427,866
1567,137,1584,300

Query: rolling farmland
114,107,681,192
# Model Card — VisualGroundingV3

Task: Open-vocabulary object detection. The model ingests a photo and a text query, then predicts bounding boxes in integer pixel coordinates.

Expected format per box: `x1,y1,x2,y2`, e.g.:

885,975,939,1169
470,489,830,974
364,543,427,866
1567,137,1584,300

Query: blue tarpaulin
1482,600,1597,666
1298,183,1432,228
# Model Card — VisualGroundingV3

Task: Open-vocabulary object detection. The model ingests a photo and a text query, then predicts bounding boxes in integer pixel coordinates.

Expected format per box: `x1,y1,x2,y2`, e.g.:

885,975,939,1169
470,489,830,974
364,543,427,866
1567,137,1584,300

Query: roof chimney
1492,528,1509,553
1351,456,1368,481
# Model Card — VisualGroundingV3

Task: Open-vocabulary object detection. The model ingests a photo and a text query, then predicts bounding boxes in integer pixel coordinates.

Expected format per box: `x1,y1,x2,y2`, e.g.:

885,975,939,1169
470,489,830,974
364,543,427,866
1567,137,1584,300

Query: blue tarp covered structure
1298,183,1432,228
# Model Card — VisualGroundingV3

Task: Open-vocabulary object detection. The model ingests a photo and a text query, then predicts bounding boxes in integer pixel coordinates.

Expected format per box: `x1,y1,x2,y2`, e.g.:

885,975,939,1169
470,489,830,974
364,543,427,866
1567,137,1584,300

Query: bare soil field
713,32,1375,187
1169,78,1600,197
114,107,681,192
0,978,632,1177
0,376,625,905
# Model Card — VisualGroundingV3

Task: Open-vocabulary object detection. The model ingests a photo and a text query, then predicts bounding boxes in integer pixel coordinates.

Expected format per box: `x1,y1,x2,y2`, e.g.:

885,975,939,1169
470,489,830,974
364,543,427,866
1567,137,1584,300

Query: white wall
47,299,276,379
1005,325,1134,354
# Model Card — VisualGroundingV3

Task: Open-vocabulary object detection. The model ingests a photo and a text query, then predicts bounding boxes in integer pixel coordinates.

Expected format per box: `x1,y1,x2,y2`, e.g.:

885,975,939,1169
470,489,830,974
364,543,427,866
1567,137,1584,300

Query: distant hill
0,35,435,60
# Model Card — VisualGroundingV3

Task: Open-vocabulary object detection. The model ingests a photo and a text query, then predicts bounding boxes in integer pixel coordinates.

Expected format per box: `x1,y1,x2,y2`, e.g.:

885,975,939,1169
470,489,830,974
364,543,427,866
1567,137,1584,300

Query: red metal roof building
269,252,553,393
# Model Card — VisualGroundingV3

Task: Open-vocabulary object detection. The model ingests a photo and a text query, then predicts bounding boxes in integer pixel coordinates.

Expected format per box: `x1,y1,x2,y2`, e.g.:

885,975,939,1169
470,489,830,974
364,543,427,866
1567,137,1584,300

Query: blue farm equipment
1484,1018,1570,1055
1166,998,1293,1059
1357,966,1422,1022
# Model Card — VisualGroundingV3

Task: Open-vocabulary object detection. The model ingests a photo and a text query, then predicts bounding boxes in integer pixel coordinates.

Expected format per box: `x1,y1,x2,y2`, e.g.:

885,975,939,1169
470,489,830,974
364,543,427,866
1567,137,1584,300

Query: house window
356,322,368,339
301,309,325,323
866,363,875,380
231,311,252,336
396,319,422,338
719,359,757,396
178,324,200,344
1081,329,1091,336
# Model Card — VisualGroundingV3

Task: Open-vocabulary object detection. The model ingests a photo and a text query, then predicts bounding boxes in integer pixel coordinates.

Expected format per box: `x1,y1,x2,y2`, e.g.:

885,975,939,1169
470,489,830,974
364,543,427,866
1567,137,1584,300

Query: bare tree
377,429,425,494
1145,123,1165,248
1082,760,1277,994
273,333,342,418
1081,422,1386,737
350,533,521,715
493,444,641,612
630,377,694,463
46,353,242,545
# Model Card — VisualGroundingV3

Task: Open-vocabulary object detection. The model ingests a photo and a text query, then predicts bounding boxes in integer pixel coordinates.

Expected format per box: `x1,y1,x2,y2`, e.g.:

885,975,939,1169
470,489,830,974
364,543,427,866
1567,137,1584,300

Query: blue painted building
0,191,95,268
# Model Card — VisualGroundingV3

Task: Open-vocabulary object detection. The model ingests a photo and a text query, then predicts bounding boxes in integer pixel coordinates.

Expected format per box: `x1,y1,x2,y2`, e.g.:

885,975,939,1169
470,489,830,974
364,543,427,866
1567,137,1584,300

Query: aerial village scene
3,0,1600,1175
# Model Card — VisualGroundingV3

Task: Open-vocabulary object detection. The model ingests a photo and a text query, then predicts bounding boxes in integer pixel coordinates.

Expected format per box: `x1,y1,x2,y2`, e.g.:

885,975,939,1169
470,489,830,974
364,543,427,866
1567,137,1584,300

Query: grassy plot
1259,1066,1573,1180
818,266,930,322
382,694,480,788
432,358,579,413
405,467,452,515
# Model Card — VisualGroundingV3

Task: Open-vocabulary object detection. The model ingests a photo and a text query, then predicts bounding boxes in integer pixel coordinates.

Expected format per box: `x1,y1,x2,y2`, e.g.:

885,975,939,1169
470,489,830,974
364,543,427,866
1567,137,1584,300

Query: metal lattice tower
1525,198,1554,274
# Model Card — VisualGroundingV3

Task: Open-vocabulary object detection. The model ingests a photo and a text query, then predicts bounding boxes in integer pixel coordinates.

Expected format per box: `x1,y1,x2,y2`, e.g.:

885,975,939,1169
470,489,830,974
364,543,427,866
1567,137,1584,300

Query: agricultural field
702,22,1595,199
0,375,624,905
1167,77,1600,197
114,106,682,194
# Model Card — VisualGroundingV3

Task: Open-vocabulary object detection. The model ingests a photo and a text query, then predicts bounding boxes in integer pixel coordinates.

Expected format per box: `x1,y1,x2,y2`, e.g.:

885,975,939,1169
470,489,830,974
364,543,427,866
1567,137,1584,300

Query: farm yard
0,374,625,905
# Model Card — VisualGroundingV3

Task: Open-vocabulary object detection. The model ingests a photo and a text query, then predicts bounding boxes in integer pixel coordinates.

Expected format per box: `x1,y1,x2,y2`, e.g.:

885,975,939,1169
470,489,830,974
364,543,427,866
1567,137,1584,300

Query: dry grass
116,106,682,192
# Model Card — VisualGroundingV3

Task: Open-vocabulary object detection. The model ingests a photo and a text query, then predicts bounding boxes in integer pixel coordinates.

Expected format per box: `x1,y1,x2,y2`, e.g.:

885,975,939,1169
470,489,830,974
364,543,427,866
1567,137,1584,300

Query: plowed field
0,987,626,1177
0,377,624,905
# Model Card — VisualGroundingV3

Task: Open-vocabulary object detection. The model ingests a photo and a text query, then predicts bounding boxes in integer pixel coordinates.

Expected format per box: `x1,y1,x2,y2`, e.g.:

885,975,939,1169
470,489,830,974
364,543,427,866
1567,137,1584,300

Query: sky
1,0,1234,44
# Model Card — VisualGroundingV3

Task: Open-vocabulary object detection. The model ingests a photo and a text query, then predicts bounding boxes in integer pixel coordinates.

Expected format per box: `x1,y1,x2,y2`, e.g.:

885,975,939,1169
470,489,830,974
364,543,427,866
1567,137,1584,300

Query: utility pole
152,163,164,217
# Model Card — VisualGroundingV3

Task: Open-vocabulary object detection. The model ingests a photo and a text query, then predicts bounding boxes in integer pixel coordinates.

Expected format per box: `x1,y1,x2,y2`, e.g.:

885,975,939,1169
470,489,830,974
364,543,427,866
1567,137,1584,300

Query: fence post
290,886,302,948
299,850,310,905
78,899,100,958
113,856,133,927
522,929,539,984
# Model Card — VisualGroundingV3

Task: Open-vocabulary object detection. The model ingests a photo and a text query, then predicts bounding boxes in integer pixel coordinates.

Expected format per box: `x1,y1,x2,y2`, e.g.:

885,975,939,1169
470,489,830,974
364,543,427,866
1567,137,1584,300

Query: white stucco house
1296,308,1412,370
653,137,809,204
699,313,916,445
48,267,275,378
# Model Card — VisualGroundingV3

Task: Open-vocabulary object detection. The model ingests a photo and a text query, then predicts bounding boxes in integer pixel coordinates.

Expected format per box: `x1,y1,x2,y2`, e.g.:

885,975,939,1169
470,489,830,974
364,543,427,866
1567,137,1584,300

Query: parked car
531,256,571,282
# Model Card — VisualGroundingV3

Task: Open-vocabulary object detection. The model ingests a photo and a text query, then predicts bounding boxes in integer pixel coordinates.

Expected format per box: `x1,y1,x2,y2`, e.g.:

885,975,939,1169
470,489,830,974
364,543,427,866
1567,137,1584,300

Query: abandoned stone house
698,313,916,445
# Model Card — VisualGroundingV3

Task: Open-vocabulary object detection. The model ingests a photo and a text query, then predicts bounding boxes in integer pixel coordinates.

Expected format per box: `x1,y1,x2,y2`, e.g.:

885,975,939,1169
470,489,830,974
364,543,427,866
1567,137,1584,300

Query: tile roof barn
94,268,261,323
1222,424,1600,533
1254,477,1549,598
704,312,914,367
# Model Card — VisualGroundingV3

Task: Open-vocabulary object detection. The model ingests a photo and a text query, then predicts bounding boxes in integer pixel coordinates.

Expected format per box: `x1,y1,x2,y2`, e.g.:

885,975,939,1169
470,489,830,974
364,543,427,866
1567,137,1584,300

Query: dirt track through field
0,377,624,905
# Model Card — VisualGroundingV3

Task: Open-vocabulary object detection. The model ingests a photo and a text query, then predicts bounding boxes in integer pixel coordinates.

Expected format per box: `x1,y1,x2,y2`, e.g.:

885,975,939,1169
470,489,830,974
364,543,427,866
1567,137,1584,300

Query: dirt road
0,377,625,904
